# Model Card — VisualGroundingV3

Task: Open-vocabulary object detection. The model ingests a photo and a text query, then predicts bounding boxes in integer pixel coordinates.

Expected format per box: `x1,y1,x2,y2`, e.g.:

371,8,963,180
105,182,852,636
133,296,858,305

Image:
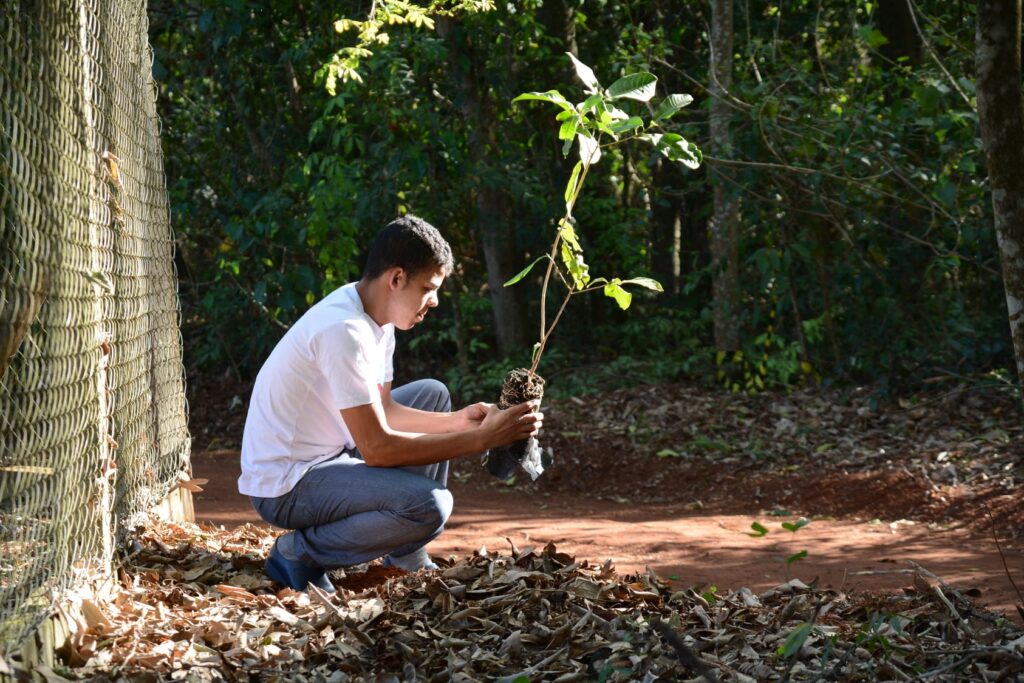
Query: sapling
483,54,702,480
749,517,811,581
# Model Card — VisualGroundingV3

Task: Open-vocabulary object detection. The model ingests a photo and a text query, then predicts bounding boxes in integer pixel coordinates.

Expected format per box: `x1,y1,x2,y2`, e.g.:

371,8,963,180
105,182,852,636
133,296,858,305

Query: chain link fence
1,0,190,650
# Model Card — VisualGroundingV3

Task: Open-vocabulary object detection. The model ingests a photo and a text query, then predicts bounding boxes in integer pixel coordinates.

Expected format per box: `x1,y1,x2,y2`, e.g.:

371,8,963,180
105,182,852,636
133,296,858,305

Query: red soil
189,449,1024,624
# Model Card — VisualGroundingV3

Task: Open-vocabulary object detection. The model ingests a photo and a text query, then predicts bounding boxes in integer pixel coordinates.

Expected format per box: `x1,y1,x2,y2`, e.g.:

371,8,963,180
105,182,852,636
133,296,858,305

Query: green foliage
318,0,494,90
508,54,701,374
855,612,912,656
153,0,1015,403
151,0,350,374
779,622,813,659
716,0,1004,389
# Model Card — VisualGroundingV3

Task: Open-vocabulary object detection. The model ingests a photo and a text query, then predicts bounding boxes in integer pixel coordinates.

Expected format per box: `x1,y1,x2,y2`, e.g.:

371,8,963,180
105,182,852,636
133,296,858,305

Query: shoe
383,548,438,572
265,538,336,593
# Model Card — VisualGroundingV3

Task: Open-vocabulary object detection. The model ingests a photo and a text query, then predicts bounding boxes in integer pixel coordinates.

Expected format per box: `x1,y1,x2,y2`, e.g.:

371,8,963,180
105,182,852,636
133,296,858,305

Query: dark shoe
265,539,336,593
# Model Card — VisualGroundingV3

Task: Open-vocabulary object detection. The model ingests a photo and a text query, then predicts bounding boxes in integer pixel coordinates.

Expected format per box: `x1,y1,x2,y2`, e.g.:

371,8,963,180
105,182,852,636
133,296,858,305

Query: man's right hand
479,400,543,448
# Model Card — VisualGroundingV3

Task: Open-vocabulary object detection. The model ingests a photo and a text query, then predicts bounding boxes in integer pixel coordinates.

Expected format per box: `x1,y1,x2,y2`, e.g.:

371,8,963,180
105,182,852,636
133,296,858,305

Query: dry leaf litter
31,517,1022,682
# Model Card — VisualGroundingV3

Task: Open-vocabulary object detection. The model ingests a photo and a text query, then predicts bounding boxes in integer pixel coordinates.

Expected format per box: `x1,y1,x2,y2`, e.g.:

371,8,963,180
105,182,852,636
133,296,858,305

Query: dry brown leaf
79,599,114,636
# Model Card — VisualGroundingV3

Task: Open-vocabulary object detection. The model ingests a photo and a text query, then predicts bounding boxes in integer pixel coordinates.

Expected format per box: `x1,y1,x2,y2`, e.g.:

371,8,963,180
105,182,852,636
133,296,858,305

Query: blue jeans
250,379,453,569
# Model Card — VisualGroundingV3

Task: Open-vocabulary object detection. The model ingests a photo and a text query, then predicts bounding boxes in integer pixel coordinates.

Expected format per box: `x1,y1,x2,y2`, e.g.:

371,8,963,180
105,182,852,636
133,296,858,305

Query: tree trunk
477,182,526,356
538,0,577,59
709,0,741,351
437,18,526,357
976,0,1024,399
877,0,921,66
650,157,684,295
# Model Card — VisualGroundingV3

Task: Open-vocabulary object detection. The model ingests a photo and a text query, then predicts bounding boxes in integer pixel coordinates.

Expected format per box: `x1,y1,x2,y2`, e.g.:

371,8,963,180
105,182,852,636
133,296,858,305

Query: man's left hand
454,402,492,431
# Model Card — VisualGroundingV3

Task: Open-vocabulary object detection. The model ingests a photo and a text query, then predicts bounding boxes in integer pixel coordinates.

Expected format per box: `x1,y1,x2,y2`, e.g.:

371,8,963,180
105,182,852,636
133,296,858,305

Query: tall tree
437,17,527,357
650,158,684,296
976,0,1024,398
877,0,921,66
708,0,740,351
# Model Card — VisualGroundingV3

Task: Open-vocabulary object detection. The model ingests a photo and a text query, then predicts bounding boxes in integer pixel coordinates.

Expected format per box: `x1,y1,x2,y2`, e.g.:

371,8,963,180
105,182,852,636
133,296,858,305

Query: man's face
392,267,445,330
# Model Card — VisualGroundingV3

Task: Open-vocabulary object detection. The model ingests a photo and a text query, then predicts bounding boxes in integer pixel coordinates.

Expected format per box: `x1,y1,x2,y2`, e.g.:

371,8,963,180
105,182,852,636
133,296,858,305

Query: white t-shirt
238,283,395,497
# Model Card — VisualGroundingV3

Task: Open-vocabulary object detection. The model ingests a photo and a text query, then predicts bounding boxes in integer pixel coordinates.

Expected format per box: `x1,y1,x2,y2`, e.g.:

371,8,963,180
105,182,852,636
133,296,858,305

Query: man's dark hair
362,214,454,281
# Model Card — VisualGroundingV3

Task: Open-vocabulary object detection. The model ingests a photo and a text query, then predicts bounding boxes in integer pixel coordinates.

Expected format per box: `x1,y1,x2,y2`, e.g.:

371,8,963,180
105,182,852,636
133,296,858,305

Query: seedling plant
748,516,811,581
484,53,702,478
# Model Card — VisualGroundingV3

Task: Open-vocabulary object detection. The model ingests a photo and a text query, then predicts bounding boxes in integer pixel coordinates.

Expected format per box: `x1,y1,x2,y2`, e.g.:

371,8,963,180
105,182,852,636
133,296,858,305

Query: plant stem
530,289,573,375
531,149,598,374
537,235,562,347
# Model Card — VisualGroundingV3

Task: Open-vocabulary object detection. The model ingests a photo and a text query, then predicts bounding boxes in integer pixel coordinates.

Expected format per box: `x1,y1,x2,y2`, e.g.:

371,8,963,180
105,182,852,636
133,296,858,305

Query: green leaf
512,90,572,111
609,116,644,135
578,94,603,114
652,93,694,122
786,550,808,565
562,136,574,157
594,118,616,136
604,279,632,309
560,242,590,290
619,276,663,292
781,623,812,658
748,521,769,537
578,133,601,165
607,72,657,101
558,219,582,251
858,25,890,48
648,132,703,169
504,255,548,287
781,518,811,532
564,162,583,206
656,448,680,458
558,220,589,289
559,117,579,141
604,105,630,121
566,52,600,93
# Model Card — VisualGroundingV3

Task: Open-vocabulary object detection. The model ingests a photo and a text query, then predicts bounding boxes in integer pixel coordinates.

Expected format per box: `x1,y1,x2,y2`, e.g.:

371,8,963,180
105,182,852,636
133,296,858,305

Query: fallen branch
651,617,720,683
985,505,1024,621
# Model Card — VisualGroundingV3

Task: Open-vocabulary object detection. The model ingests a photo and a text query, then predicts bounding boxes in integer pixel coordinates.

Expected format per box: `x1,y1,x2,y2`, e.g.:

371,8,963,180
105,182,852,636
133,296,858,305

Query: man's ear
387,267,406,290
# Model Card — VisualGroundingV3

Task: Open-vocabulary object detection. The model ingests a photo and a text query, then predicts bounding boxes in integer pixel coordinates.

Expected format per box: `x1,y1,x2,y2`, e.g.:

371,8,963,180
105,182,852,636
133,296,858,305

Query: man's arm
341,397,541,468
380,382,486,434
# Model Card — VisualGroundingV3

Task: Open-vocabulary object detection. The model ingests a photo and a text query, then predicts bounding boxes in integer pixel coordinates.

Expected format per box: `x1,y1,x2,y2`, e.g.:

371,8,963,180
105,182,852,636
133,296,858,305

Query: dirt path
189,449,1023,623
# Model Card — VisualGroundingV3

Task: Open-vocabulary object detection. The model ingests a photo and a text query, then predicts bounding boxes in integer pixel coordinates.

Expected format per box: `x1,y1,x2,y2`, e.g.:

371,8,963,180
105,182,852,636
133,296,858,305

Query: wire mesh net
1,0,190,650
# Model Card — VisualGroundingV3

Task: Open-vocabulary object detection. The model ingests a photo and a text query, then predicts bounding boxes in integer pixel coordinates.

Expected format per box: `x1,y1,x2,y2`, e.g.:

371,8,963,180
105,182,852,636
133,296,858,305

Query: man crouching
239,215,542,592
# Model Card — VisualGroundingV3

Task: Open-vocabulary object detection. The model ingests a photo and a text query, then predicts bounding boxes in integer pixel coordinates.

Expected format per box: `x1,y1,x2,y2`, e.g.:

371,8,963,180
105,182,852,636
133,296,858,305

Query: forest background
148,0,1017,406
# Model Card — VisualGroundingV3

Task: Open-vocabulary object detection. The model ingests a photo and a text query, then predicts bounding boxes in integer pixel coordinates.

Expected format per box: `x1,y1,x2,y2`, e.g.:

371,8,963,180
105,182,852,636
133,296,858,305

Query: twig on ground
918,654,973,680
651,616,720,683
985,505,1024,616
909,561,997,632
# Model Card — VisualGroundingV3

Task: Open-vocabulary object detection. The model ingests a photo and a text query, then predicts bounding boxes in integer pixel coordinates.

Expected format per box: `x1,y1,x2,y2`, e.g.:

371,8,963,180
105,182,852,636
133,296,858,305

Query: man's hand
479,400,543,448
453,402,491,432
